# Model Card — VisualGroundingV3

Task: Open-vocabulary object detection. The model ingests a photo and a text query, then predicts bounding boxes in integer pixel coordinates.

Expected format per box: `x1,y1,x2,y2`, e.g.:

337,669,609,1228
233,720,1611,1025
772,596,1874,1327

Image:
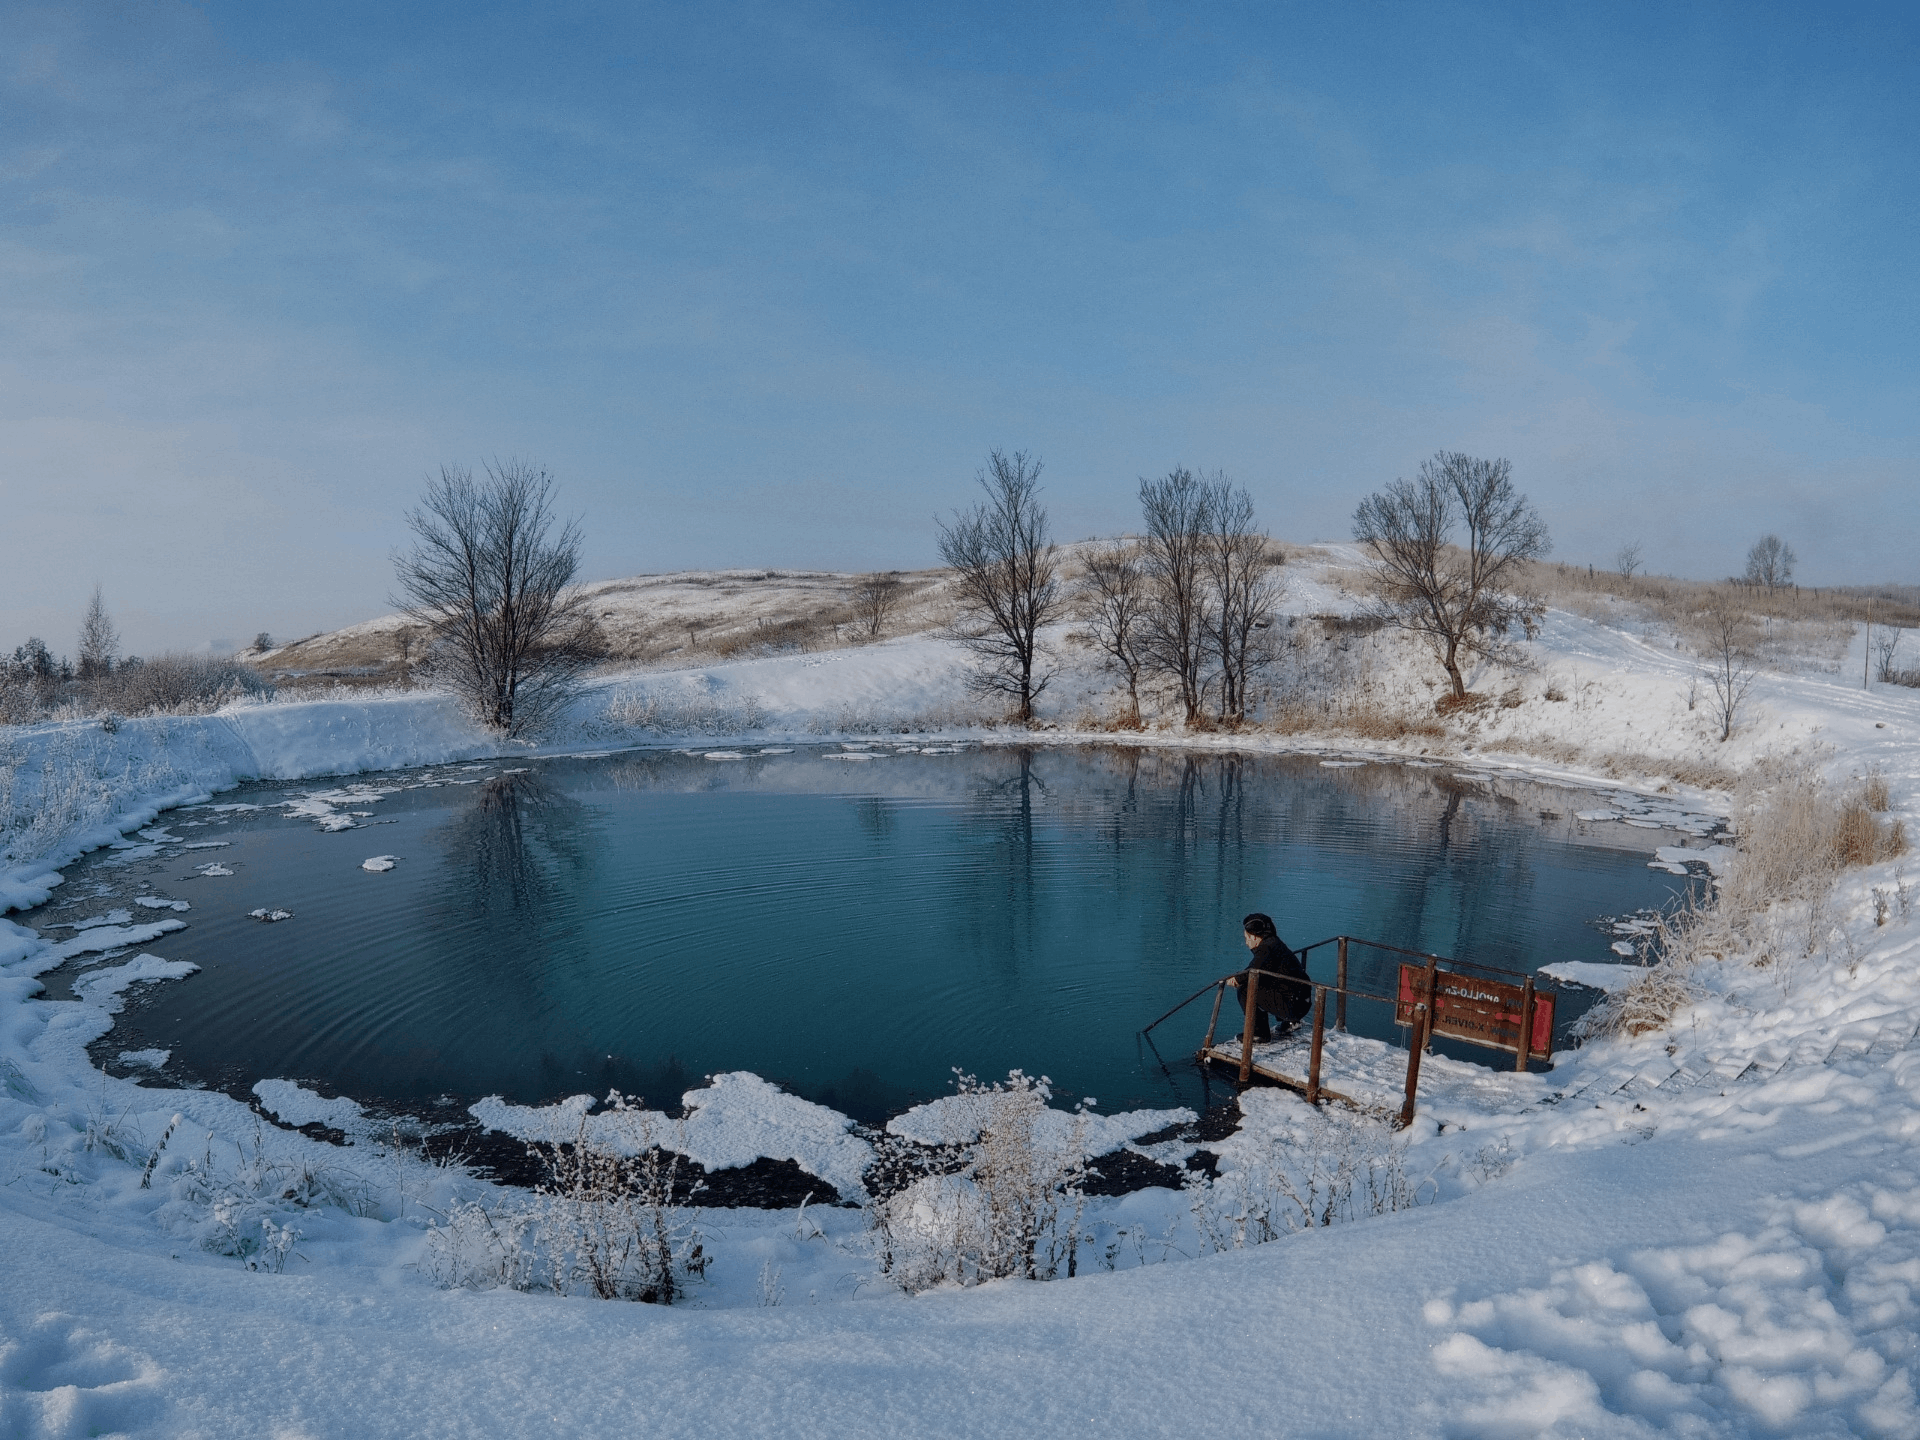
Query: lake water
31,744,1696,1123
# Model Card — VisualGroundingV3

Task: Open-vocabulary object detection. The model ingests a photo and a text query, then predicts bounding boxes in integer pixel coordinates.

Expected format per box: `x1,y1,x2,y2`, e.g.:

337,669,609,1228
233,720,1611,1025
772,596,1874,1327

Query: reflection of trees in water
936,746,1552,989
944,748,1050,977
427,770,602,985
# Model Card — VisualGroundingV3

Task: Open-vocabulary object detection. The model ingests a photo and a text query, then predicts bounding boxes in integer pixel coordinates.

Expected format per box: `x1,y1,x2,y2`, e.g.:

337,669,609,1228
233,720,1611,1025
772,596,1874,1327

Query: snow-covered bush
1186,1109,1428,1250
425,1096,706,1303
101,654,272,716
866,1072,1089,1293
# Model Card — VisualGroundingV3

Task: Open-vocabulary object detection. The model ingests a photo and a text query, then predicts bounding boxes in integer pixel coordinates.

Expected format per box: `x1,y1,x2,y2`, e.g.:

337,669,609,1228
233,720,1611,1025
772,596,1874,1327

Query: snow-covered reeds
145,1123,374,1272
865,1072,1090,1293
1582,757,1907,1038
809,700,998,735
0,727,196,865
426,1096,706,1303
1185,1108,1429,1250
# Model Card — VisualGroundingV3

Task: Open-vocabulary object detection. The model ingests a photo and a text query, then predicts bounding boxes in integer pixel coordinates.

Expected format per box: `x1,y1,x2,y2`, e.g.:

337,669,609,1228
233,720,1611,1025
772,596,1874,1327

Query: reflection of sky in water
36,747,1693,1122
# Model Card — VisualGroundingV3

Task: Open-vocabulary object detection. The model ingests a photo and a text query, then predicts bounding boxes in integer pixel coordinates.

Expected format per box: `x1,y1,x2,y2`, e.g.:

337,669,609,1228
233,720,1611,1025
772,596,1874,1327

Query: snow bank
886,1091,1194,1159
470,1072,877,1200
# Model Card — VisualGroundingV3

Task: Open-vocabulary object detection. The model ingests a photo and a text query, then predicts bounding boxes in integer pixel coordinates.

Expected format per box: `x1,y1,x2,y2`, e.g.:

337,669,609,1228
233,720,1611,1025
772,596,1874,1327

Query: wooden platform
1201,1029,1420,1113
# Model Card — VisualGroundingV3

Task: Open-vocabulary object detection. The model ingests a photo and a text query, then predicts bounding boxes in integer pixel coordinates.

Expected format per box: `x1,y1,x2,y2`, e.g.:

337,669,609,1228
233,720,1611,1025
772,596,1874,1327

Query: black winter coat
1241,935,1312,1023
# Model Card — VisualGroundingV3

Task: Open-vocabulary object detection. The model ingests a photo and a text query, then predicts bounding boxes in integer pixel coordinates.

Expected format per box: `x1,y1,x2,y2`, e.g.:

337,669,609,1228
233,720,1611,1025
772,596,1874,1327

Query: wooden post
1306,987,1327,1104
1422,956,1439,1054
1201,980,1226,1058
1514,977,1535,1073
1237,968,1261,1085
1399,1005,1427,1128
1335,937,1349,1032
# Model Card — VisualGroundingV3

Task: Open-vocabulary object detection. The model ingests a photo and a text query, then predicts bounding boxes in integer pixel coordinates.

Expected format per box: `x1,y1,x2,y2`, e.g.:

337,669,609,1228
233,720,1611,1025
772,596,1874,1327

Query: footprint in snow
361,856,398,873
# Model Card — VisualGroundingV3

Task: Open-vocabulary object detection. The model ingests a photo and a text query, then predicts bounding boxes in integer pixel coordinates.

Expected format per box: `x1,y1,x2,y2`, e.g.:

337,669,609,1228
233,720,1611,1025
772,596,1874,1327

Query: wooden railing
1143,935,1561,1129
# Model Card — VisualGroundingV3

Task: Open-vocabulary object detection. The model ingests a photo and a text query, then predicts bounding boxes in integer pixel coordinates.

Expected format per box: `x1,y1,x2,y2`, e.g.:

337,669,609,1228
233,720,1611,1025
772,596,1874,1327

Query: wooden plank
1200,1048,1359,1110
1396,963,1556,1059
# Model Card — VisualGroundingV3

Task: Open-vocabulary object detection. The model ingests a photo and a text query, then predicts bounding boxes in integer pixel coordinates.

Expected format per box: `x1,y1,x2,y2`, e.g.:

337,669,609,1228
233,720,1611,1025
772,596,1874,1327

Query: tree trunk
1443,636,1466,699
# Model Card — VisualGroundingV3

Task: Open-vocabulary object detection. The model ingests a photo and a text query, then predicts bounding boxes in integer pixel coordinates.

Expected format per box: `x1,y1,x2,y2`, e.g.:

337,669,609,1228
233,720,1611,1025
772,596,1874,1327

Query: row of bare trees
1084,469,1282,725
386,445,1803,743
935,453,1284,726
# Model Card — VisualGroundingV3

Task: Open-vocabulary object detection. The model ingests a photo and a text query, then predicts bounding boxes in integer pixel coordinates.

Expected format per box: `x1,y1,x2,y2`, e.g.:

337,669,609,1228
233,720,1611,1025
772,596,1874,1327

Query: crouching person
1228,912,1311,1043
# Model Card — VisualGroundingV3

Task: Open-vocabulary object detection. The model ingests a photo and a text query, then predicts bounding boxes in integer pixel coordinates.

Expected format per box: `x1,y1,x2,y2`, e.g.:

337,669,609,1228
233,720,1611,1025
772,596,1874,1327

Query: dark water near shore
30,745,1694,1123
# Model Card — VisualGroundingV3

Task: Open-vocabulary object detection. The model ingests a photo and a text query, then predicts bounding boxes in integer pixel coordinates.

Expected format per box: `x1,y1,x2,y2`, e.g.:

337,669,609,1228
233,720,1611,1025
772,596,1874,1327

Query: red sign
1395,964,1555,1059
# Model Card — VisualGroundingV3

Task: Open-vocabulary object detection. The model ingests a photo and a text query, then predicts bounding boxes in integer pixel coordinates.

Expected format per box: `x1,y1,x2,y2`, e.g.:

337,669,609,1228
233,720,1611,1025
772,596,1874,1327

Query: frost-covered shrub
425,1096,706,1304
101,653,273,715
152,1126,372,1271
0,729,199,864
866,1072,1089,1293
1185,1109,1427,1250
599,688,767,735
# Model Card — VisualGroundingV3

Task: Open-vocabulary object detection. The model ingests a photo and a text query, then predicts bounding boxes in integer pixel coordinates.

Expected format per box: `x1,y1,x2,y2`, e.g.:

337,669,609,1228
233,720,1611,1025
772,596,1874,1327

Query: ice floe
71,954,200,1014
1538,960,1641,992
252,1079,373,1137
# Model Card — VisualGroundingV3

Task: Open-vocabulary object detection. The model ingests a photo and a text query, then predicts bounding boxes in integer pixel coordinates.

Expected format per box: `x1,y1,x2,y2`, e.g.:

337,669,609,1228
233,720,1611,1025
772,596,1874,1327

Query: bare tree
77,585,119,683
393,460,601,737
851,572,905,641
936,451,1062,722
1351,452,1551,701
1136,467,1214,724
1873,627,1904,684
1744,534,1796,590
1075,541,1148,725
1700,604,1759,742
1615,541,1643,580
1201,478,1282,723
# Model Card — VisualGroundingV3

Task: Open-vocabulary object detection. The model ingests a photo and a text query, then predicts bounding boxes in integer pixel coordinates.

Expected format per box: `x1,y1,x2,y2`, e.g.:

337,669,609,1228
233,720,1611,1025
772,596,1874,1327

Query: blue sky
3,1,1915,652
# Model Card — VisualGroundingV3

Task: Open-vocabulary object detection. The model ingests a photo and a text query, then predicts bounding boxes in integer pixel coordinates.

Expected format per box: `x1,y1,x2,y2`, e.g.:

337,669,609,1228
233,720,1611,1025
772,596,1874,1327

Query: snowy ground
3,552,1919,1437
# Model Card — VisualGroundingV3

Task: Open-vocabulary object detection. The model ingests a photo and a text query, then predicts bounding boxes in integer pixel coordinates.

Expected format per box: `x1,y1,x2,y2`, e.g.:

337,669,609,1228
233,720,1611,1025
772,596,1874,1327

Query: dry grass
1862,770,1893,812
1478,738,1740,791
1262,703,1444,742
1531,561,1920,630
1582,756,1906,1039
